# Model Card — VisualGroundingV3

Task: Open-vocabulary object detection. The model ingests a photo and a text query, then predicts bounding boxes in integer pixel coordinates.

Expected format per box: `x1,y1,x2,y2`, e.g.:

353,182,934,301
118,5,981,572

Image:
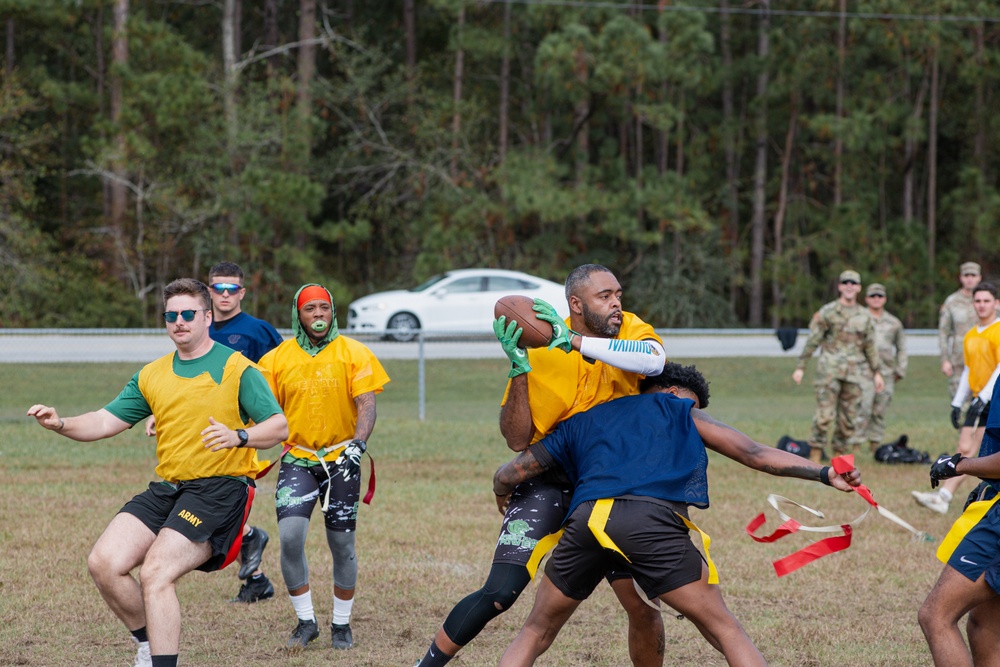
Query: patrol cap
961,262,982,276
866,283,886,297
839,270,861,284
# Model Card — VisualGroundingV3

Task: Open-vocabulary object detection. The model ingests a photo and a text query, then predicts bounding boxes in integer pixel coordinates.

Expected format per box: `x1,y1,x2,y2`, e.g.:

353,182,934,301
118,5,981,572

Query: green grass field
0,356,962,666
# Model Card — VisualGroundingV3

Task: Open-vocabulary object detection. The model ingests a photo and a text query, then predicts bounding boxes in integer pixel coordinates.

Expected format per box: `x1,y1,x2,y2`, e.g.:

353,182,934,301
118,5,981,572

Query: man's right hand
532,298,575,353
951,406,963,430
792,368,804,385
494,316,531,378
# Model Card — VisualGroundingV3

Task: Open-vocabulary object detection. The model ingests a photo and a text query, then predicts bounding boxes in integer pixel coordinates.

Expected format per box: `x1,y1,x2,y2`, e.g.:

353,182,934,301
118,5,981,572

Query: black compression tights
441,562,532,647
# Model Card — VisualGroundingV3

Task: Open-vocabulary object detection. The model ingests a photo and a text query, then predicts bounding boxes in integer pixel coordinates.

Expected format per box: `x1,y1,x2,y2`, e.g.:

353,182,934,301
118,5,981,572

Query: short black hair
565,264,613,302
974,281,997,299
639,362,710,409
209,261,244,282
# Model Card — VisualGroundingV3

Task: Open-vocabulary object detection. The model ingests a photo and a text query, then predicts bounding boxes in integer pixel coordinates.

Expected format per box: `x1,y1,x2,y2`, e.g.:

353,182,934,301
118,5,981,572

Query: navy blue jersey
211,311,283,363
533,392,710,519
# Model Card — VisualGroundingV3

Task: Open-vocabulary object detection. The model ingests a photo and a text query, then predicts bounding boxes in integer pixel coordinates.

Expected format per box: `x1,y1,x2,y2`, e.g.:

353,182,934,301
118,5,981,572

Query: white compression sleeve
578,336,666,375
952,366,971,408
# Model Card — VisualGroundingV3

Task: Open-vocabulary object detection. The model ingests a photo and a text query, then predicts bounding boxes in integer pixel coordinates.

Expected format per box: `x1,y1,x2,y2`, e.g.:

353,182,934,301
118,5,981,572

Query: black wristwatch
236,428,249,448
351,439,367,453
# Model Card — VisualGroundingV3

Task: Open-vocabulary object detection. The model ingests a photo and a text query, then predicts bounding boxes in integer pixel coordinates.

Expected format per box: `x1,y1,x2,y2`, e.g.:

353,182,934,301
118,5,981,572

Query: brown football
494,295,553,349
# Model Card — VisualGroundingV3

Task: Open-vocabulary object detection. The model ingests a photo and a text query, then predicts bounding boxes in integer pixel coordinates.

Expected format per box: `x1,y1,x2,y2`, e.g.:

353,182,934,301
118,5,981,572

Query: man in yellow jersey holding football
259,283,389,652
416,264,667,667
27,278,289,667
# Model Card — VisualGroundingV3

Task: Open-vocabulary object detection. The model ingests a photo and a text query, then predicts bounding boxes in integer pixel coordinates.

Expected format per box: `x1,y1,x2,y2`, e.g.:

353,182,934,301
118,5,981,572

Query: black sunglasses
840,280,860,285
163,309,209,323
868,293,886,298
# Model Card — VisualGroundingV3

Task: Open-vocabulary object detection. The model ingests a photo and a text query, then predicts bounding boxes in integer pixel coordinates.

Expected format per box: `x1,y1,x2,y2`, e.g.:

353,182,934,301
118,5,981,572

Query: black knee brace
441,563,532,647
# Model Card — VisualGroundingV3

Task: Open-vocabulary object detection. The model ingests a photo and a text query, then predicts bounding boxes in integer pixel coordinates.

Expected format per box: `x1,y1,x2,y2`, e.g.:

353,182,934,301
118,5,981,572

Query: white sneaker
912,490,949,515
132,639,152,667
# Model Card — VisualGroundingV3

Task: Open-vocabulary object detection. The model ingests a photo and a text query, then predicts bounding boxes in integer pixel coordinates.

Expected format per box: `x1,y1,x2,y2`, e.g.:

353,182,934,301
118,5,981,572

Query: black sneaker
331,622,353,650
230,574,275,603
238,527,269,580
287,618,320,649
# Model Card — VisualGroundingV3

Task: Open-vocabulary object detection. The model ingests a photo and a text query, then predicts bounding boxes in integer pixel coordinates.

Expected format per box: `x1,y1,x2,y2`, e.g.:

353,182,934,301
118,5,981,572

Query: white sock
290,591,315,621
940,488,953,503
333,596,354,625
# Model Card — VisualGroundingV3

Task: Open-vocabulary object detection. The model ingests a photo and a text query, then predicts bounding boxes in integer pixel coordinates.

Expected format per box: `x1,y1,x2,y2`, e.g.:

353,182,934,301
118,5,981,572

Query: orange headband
297,285,331,310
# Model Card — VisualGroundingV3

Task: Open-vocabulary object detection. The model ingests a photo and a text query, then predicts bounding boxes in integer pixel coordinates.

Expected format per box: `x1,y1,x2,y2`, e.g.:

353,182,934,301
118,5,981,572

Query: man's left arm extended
692,409,861,492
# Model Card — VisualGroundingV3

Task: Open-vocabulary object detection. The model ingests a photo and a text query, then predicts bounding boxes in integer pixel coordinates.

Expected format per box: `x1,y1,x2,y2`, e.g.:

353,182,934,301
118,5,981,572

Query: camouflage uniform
861,310,907,446
939,289,976,398
795,300,880,454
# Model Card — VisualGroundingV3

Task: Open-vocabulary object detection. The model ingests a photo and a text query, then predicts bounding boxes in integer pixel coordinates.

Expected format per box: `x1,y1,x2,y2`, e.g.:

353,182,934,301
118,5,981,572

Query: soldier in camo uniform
859,283,907,452
939,262,981,399
792,270,885,462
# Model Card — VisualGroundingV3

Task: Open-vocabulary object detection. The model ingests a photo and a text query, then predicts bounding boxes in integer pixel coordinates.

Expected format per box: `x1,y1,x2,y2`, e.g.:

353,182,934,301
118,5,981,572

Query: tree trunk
657,15,669,175
110,0,129,282
404,0,416,78
498,0,511,163
223,0,240,243
974,21,986,175
928,40,939,311
772,95,797,328
5,18,13,75
902,63,927,226
833,0,845,207
635,80,643,228
573,45,588,184
749,0,770,327
451,6,465,181
264,0,279,73
297,0,317,162
721,0,740,313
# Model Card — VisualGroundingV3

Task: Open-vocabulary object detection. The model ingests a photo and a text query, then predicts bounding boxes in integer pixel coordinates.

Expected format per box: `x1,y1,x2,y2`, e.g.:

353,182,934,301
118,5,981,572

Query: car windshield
409,273,450,292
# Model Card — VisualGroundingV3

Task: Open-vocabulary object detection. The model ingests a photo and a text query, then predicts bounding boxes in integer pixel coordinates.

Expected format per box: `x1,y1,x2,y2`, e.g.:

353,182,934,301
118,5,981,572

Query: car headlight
358,302,387,312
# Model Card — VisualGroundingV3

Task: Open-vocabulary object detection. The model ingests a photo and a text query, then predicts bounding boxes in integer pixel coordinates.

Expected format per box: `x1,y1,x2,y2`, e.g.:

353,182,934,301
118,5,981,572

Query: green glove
493,316,531,378
532,298,576,353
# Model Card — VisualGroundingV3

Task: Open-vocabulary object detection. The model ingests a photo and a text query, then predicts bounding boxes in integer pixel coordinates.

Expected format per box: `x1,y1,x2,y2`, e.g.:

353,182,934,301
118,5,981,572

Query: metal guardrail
0,328,940,421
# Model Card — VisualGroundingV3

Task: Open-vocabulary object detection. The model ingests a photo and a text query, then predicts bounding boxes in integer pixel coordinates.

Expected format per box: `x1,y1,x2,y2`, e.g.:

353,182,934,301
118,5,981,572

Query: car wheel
386,312,420,342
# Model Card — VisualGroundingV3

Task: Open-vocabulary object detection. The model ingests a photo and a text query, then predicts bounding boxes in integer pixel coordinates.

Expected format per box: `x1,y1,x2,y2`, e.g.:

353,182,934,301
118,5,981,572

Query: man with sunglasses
859,283,908,453
27,278,288,667
792,269,885,462
207,261,283,364
207,262,283,604
147,262,285,604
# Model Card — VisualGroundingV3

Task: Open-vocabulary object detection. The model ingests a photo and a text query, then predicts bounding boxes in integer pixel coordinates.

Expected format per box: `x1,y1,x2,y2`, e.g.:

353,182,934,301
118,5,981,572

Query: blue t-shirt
533,392,710,519
211,311,284,363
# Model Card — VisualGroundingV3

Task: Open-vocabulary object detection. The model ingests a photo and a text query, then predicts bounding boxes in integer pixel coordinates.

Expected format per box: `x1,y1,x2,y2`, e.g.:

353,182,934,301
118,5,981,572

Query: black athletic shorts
545,498,704,601
964,401,993,428
120,477,253,572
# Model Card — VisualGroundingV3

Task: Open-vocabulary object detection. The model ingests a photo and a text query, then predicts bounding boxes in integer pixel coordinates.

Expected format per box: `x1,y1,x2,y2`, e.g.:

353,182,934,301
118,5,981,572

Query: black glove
336,439,367,481
951,406,962,430
968,397,989,425
930,452,964,488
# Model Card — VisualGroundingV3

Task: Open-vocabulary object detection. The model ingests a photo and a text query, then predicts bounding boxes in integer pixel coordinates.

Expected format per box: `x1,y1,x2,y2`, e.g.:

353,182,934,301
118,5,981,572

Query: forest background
2,0,1000,330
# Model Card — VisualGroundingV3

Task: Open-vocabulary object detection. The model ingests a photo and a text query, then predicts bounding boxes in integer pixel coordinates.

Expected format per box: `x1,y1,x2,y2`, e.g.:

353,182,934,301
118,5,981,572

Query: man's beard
582,303,621,338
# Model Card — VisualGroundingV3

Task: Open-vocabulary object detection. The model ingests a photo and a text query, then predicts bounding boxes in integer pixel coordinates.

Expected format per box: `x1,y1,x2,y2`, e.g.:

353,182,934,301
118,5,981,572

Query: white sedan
346,268,569,341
